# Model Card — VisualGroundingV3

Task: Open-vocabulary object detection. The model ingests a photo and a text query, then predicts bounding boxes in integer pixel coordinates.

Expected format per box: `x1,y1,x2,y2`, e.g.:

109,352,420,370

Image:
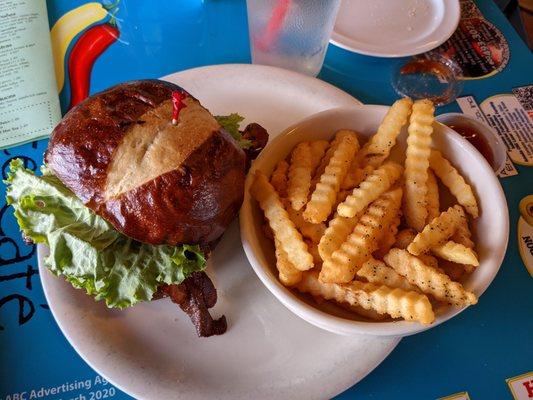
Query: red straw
254,0,291,51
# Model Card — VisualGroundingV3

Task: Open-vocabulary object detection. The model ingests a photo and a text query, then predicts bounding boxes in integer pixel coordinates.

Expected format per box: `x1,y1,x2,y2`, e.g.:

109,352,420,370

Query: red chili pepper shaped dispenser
68,23,119,109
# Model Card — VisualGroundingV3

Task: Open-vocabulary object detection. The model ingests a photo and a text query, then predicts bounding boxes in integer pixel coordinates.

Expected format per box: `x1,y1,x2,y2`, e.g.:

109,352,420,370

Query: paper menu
0,0,61,149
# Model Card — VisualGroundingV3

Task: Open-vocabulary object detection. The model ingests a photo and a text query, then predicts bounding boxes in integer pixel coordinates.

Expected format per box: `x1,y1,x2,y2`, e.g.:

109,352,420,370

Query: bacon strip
160,272,227,337
242,123,269,170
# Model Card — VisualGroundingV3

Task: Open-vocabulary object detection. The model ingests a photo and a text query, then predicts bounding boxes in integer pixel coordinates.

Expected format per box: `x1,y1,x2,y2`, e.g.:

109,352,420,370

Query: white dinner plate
331,0,460,57
38,64,399,400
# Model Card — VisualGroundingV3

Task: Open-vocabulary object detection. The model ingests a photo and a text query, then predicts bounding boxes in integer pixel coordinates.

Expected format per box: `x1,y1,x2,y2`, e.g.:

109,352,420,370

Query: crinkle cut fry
270,159,289,198
318,210,363,262
426,169,440,222
395,228,417,249
319,187,402,283
309,140,329,163
251,170,314,270
337,162,403,218
284,199,326,244
337,301,388,321
407,205,464,256
431,241,479,266
449,206,477,273
384,248,477,307
297,270,435,324
303,132,359,223
452,207,475,249
341,164,374,191
286,140,329,211
403,99,435,231
429,149,479,218
356,258,418,292
311,130,358,188
287,142,313,210
374,215,401,259
355,97,413,168
274,238,303,286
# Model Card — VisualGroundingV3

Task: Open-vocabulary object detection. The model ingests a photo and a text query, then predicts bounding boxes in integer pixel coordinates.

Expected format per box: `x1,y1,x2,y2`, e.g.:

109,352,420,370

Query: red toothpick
171,91,188,125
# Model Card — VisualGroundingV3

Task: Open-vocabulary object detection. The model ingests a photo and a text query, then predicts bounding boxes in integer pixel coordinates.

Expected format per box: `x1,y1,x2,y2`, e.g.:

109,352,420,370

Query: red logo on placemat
507,372,533,400
522,380,533,397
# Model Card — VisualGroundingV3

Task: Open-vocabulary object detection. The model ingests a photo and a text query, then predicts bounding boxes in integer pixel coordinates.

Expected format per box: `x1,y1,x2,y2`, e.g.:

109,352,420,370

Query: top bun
45,80,246,246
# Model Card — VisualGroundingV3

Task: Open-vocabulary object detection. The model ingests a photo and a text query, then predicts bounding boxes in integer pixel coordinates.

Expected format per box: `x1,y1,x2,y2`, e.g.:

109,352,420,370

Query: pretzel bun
45,80,246,246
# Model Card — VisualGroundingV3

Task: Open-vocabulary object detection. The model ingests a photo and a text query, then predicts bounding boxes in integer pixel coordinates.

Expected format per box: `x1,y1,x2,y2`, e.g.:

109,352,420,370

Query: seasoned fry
334,189,351,211
287,142,313,210
356,258,418,292
374,215,401,259
299,222,326,245
403,99,435,231
304,239,323,266
354,98,413,168
306,140,330,202
439,259,466,281
318,211,363,262
320,188,403,283
304,133,359,223
284,200,326,244
394,230,444,271
270,159,289,198
297,270,434,324
274,238,303,286
431,241,479,266
337,302,388,321
337,162,403,218
452,207,475,249
251,171,313,270
450,207,476,273
286,140,328,211
395,228,417,249
407,205,464,255
262,223,274,240
426,169,440,222
310,140,329,162
418,254,443,273
384,248,477,306
312,130,358,187
395,230,443,271
341,164,374,190
429,150,479,218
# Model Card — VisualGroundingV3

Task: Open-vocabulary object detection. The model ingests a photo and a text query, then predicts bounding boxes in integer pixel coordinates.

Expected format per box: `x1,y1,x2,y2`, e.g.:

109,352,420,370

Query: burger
6,80,268,337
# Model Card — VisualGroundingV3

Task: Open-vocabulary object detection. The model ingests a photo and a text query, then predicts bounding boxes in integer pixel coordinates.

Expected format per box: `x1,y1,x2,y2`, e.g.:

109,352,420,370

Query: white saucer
39,64,399,400
331,0,460,57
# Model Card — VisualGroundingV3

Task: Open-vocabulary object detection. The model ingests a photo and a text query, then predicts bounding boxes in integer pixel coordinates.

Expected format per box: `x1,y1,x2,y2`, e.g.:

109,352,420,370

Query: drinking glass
246,0,341,77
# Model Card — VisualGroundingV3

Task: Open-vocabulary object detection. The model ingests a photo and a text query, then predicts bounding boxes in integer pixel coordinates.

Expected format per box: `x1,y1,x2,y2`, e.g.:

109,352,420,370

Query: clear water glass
246,0,341,77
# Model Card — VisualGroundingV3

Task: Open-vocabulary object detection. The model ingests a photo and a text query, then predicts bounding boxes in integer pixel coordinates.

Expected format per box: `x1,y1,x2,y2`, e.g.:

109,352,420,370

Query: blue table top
1,0,532,399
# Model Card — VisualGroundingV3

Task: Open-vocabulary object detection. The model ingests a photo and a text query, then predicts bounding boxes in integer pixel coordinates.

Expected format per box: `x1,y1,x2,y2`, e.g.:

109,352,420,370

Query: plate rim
38,245,400,400
38,63,401,400
161,63,364,106
330,0,461,57
37,248,143,399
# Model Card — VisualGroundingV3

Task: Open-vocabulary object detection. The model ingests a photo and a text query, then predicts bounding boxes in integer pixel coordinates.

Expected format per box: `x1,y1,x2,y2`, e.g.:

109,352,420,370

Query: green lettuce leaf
5,159,206,309
215,113,252,149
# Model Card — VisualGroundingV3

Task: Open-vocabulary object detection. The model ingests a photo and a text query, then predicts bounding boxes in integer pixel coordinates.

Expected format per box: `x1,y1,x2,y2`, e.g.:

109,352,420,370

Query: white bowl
436,113,507,175
240,105,509,337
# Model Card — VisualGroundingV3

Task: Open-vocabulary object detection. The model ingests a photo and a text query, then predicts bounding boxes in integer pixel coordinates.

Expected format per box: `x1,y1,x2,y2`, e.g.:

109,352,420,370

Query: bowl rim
240,105,509,337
